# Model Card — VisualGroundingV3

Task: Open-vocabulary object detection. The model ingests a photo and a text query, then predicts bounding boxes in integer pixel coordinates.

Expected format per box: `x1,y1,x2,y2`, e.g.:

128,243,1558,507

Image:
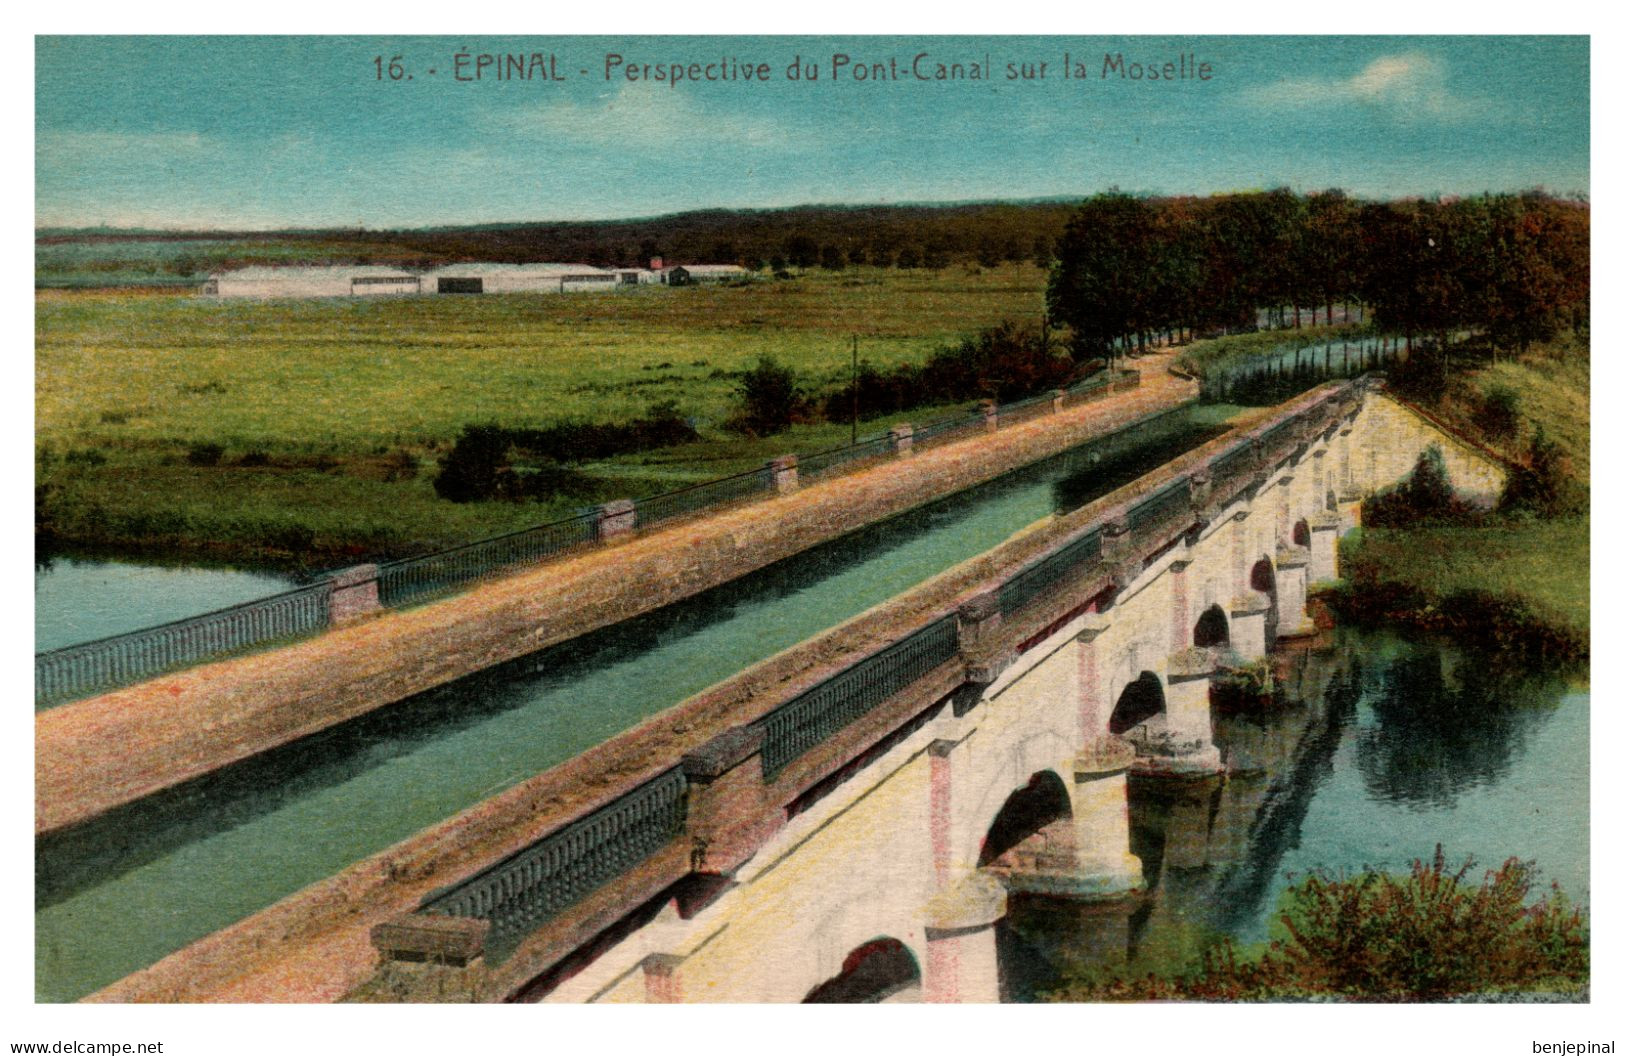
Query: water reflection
1007,627,1585,999
1357,649,1564,809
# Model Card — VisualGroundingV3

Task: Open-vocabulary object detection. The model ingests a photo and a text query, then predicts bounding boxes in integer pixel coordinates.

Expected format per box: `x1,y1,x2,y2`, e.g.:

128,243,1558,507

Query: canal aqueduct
74,377,1508,1004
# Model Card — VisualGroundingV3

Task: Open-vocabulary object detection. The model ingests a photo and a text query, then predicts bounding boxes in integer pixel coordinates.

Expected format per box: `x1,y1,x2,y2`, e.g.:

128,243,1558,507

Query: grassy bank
1329,331,1589,664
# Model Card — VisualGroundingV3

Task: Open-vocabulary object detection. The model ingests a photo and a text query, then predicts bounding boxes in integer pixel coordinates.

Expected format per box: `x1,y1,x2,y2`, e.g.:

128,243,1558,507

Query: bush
821,321,1076,424
1502,425,1583,516
186,443,224,467
1365,445,1470,526
1048,848,1588,1001
1476,384,1521,442
729,356,807,437
433,426,511,503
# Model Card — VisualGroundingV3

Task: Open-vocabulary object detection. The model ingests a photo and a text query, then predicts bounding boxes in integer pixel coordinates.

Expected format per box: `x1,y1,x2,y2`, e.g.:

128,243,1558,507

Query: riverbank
1327,332,1588,667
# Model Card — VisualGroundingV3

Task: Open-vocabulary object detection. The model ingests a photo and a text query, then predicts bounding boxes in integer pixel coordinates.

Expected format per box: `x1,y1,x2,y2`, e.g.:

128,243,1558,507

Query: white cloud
36,129,216,165
1244,52,1494,122
484,85,792,150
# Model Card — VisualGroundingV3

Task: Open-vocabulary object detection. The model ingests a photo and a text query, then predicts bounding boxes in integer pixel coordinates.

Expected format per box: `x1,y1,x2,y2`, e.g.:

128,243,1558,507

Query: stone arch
1193,603,1229,648
959,726,1075,871
1250,557,1279,644
978,769,1072,867
1108,671,1166,736
803,937,921,1003
1292,518,1311,548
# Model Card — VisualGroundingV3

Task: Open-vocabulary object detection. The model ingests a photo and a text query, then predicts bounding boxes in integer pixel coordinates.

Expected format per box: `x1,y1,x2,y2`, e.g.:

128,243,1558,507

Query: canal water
35,403,1233,1002
1001,627,1589,1001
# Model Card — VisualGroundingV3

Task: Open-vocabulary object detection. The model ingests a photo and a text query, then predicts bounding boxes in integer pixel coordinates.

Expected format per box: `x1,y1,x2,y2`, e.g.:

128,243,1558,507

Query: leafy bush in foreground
1047,848,1587,1002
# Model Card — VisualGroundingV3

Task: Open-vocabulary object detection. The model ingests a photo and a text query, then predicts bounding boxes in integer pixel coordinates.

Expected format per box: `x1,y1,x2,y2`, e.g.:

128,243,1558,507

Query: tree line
1047,188,1588,362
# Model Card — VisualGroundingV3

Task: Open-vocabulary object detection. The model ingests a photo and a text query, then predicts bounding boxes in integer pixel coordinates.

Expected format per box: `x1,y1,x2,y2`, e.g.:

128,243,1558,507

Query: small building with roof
661,264,752,286
203,265,421,299
417,262,619,295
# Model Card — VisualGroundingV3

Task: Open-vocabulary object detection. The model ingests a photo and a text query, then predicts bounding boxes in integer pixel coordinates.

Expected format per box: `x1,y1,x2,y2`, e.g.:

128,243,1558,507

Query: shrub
186,443,224,467
1047,848,1588,1001
729,356,807,437
1476,384,1521,442
1501,425,1583,516
821,321,1076,424
1365,445,1469,526
433,426,510,503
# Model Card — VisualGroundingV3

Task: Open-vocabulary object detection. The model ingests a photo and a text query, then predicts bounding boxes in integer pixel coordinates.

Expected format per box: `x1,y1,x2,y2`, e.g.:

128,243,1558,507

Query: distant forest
36,201,1083,277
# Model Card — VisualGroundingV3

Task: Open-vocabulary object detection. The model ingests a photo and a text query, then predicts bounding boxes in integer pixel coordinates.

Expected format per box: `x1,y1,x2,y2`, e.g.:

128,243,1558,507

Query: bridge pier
1066,738,1144,898
922,872,1006,1003
1336,490,1363,539
1228,591,1271,661
1272,546,1316,638
1132,649,1223,777
1307,513,1340,583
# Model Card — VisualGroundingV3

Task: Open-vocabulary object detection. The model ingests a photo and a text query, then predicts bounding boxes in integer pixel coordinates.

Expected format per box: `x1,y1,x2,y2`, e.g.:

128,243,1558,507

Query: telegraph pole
851,334,859,446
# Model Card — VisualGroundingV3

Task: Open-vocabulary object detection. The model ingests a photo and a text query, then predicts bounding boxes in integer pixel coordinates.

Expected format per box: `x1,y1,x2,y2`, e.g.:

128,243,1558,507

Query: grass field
36,265,1059,564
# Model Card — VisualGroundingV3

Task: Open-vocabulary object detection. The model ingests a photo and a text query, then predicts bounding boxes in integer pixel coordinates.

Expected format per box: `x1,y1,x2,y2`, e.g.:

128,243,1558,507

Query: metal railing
752,614,961,780
421,766,689,959
1129,478,1194,535
797,434,895,483
633,466,773,529
34,369,1149,707
910,408,987,452
35,580,334,708
998,528,1104,617
376,513,599,609
996,391,1056,429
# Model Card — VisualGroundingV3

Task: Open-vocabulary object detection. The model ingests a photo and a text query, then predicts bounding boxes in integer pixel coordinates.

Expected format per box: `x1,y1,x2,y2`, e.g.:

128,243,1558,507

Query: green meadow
36,265,1056,564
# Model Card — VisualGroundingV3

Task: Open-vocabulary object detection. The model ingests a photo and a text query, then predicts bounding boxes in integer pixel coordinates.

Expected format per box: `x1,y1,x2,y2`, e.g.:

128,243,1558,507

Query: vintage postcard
26,27,1598,1050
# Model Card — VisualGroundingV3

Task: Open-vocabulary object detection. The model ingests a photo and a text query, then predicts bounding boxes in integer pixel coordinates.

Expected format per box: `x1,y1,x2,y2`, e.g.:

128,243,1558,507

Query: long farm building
200,261,751,299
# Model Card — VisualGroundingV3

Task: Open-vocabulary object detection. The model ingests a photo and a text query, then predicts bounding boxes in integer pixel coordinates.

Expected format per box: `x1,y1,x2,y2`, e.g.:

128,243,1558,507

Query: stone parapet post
956,589,1010,690
979,399,998,433
922,872,1007,1003
888,423,914,458
371,913,489,967
1050,389,1066,414
1273,545,1315,638
329,563,381,625
681,725,776,876
596,498,637,543
641,953,685,1003
767,455,799,495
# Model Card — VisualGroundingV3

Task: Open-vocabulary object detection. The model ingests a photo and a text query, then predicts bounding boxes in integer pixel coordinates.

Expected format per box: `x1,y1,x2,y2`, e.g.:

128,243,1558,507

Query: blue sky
35,35,1589,230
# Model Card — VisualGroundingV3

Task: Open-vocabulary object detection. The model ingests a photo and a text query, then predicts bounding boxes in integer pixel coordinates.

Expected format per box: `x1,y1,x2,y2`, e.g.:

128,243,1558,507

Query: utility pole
851,334,859,447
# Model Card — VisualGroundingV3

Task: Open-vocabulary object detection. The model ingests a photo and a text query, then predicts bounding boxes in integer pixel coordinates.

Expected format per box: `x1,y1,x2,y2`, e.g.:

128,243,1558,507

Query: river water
34,405,1231,1002
1001,627,1589,1001
33,555,303,655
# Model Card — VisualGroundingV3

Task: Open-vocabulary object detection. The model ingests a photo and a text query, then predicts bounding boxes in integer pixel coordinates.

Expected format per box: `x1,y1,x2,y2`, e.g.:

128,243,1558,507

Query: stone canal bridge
84,376,1507,1003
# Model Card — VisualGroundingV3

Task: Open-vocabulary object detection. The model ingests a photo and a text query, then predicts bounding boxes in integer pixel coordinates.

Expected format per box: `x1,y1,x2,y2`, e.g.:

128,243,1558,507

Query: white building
202,265,421,299
417,262,620,295
661,264,752,285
